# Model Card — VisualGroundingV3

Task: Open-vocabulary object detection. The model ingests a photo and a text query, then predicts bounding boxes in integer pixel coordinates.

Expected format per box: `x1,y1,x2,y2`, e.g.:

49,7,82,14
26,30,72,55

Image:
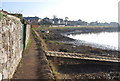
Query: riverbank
38,26,119,57
37,26,120,80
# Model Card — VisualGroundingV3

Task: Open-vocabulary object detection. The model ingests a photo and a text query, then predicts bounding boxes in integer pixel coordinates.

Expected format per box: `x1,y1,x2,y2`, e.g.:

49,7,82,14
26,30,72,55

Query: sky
0,0,119,23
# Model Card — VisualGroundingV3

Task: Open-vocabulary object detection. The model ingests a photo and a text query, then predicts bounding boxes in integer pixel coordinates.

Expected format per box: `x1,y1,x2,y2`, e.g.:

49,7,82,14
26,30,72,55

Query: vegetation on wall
0,12,7,18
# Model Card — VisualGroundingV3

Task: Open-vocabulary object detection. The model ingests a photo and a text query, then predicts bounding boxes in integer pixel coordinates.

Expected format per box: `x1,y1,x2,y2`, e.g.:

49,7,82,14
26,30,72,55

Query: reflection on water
67,32,119,51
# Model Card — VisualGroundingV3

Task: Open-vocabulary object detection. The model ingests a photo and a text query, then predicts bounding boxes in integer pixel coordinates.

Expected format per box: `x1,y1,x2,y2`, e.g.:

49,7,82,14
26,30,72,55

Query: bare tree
65,17,69,26
53,15,57,19
65,17,69,21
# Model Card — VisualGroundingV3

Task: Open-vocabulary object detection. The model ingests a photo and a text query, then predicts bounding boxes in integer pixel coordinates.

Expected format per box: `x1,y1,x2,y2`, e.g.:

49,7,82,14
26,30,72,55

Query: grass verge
25,36,32,50
32,28,63,79
0,12,7,17
47,40,64,44
49,61,60,80
24,30,33,54
33,26,112,31
32,28,48,51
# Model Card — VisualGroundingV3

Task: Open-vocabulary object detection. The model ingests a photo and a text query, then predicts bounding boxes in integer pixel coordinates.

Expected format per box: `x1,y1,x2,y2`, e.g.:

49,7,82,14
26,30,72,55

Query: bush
59,48,68,52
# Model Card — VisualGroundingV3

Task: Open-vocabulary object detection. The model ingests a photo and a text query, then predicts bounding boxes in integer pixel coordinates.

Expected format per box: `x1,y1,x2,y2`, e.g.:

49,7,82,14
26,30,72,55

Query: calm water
67,32,119,51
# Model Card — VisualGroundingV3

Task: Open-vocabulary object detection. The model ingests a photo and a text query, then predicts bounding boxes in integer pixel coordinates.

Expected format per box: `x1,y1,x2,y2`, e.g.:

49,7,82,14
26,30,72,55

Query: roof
24,17,40,20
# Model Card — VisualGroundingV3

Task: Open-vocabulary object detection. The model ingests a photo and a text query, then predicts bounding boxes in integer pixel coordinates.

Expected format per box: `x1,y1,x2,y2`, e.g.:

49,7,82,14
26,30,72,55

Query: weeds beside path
12,30,54,79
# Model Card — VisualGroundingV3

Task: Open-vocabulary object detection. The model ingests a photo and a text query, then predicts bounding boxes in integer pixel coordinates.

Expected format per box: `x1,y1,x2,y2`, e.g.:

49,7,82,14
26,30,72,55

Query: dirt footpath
12,33,54,79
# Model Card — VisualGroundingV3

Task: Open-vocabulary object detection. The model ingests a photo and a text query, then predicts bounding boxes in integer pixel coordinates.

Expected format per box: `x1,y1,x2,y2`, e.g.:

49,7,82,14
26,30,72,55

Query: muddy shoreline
38,27,119,57
38,26,120,80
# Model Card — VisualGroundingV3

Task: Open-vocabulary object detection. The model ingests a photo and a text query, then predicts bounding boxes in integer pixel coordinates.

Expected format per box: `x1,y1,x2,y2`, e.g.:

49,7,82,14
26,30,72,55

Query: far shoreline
49,26,119,34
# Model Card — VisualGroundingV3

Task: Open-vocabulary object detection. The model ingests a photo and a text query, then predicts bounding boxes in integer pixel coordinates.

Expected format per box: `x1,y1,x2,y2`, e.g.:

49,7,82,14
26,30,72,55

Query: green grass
25,36,32,50
47,40,64,44
0,12,7,17
32,28,48,50
49,61,60,80
40,36,48,50
49,62,58,74
33,26,47,30
33,26,82,31
33,25,112,31
24,30,33,54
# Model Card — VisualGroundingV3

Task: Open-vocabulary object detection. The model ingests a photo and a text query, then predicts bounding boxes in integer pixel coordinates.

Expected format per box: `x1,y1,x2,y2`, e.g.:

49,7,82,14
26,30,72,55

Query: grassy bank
32,28,62,79
33,25,113,31
32,28,48,51
25,35,32,50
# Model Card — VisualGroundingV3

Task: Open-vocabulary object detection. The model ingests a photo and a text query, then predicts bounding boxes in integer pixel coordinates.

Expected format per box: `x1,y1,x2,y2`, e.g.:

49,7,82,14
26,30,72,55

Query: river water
67,32,119,51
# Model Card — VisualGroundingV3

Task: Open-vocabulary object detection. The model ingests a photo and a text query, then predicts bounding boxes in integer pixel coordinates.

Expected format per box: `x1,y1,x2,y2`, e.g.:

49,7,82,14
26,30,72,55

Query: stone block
3,69,8,79
0,73,2,81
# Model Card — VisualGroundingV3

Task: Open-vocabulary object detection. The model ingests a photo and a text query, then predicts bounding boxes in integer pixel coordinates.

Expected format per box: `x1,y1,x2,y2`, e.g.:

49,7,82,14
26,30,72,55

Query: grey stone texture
0,14,31,80
25,25,31,47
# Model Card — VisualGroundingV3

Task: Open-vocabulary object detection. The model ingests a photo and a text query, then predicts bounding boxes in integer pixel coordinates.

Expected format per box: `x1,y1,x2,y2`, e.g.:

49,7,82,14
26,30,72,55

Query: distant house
24,16,41,24
110,22,119,27
43,17,49,20
89,21,98,26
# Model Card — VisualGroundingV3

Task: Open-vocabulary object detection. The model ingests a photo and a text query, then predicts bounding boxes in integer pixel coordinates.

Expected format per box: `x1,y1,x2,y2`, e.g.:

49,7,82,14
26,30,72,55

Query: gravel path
12,33,54,79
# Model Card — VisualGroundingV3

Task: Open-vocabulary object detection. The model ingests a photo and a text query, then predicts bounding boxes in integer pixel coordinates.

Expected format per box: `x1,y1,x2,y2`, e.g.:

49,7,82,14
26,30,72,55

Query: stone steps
45,51,120,63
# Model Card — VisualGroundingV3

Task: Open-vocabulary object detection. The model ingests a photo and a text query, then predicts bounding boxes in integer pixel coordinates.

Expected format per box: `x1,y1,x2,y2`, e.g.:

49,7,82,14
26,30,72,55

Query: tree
53,15,57,19
65,17,69,21
78,19,82,21
65,17,69,26
52,15,59,25
39,19,52,26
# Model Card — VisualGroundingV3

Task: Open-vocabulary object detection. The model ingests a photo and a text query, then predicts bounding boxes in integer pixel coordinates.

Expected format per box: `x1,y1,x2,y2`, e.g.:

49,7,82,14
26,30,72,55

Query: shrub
59,48,68,52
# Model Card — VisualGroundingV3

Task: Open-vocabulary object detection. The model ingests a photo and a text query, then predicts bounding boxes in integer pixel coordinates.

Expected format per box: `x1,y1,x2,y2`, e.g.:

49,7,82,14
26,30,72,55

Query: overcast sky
1,0,119,23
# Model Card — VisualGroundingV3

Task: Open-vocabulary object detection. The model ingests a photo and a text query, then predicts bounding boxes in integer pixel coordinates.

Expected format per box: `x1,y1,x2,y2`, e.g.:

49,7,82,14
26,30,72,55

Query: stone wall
0,13,31,80
25,25,31,47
